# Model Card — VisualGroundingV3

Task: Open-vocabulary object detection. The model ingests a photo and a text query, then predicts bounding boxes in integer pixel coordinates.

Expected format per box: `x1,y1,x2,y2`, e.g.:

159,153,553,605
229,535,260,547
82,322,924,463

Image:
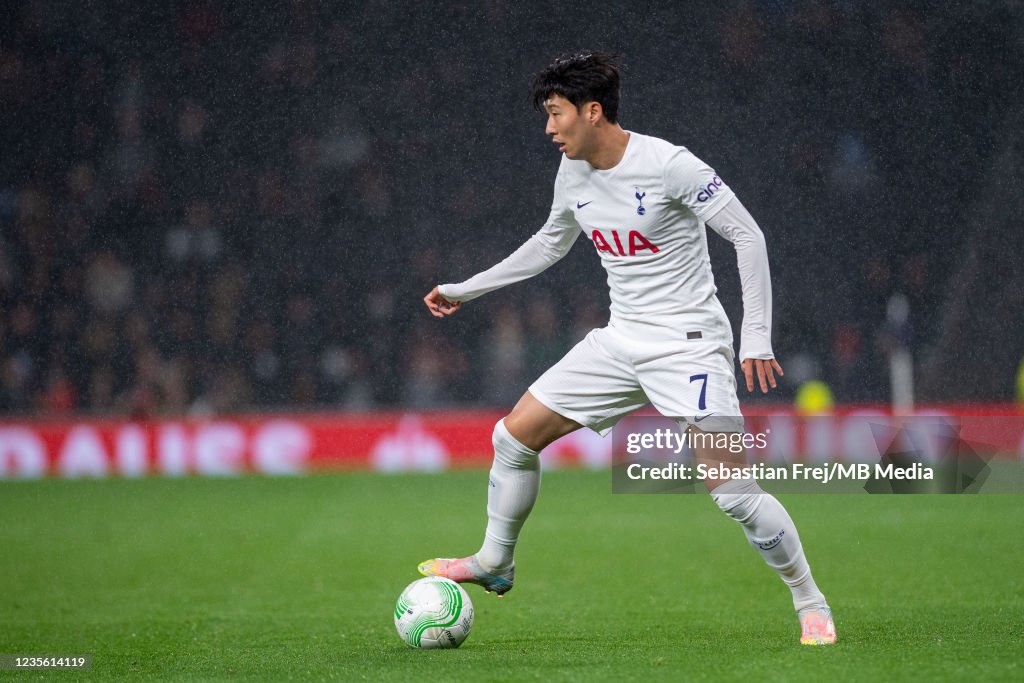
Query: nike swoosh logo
576,201,593,209
694,413,716,423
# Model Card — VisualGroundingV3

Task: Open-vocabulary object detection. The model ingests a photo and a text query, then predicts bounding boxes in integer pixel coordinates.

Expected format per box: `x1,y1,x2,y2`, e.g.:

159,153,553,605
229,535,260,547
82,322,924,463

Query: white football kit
440,132,774,434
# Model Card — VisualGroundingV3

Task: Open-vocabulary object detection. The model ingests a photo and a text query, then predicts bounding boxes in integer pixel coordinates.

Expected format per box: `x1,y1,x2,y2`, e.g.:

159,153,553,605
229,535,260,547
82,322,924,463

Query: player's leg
417,392,581,594
420,327,646,595
637,339,834,644
694,434,835,644
479,392,581,571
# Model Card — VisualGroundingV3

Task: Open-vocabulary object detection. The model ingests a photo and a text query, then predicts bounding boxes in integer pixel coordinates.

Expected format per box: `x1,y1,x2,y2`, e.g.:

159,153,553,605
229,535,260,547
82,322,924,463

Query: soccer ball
394,577,474,649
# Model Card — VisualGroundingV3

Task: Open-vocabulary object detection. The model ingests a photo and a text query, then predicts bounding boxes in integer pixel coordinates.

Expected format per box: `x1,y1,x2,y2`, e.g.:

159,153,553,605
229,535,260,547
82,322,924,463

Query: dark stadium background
2,5,1023,680
1,1,1021,418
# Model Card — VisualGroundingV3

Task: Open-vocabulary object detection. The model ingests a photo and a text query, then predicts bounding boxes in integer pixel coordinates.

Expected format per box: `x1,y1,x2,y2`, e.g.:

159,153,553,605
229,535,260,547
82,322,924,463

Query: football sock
476,418,540,573
711,478,828,612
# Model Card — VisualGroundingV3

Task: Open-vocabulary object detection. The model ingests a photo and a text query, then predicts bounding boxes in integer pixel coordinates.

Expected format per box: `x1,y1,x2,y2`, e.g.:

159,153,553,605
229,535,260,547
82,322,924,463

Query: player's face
544,94,591,159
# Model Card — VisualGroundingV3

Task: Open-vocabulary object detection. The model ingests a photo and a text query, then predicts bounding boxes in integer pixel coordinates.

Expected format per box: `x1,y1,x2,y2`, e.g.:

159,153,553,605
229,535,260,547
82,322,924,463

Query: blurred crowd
1,1,1020,417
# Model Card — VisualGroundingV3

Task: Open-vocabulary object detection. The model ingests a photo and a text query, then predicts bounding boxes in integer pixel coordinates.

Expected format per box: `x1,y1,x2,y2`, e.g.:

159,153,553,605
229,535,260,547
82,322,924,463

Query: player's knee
492,418,539,470
710,478,764,524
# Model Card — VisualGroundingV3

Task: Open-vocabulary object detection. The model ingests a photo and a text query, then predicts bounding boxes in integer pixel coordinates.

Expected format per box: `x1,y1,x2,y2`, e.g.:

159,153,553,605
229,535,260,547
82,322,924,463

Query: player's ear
585,101,602,125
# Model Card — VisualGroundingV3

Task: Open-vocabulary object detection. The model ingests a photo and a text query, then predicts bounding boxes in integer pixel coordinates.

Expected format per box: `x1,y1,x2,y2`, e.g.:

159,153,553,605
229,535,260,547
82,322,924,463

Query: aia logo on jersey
590,229,660,257
697,176,725,202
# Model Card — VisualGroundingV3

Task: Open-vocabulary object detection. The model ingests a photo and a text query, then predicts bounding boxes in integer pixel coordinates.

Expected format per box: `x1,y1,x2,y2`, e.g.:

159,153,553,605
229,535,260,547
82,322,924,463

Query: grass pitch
1,470,1021,681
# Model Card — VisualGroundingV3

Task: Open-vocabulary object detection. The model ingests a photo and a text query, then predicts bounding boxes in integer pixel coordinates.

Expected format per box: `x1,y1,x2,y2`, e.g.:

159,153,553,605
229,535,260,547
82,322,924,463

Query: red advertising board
0,405,1020,479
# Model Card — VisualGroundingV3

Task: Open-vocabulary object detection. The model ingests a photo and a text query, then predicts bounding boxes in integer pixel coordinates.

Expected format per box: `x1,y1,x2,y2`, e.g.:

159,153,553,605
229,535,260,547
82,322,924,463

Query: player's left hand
741,357,783,393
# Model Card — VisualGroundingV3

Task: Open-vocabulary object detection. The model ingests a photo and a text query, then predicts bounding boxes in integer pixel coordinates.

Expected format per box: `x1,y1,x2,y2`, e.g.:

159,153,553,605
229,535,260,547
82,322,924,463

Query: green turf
1,471,1021,681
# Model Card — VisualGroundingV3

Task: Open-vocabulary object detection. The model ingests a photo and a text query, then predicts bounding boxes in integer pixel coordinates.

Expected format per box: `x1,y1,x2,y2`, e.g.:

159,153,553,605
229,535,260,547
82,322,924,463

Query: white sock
711,478,828,612
476,419,540,572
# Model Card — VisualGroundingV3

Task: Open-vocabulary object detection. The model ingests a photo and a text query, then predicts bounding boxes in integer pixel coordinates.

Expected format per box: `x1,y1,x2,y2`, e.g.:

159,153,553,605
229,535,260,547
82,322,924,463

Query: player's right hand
424,286,462,318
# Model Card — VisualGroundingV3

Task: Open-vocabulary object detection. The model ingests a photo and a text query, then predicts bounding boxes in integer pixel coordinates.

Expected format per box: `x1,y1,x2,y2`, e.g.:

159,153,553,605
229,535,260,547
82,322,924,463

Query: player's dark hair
531,51,623,124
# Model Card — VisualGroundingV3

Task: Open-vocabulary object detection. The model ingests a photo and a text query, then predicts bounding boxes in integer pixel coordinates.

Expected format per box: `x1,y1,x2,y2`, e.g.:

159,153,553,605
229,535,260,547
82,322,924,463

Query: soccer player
419,52,835,646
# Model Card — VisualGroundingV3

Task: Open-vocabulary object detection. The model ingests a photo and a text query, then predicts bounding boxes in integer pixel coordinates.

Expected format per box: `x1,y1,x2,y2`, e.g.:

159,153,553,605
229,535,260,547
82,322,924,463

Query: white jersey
440,132,774,360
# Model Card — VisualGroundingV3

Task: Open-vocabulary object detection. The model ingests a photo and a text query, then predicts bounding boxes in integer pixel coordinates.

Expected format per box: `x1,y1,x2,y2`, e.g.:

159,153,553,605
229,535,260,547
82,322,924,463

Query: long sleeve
438,162,580,303
704,197,774,360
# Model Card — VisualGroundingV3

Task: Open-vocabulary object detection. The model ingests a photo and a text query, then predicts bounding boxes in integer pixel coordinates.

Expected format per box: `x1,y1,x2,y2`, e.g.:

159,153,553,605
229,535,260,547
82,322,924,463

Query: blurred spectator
524,297,567,380
84,252,134,315
165,199,223,266
401,327,466,408
482,304,526,407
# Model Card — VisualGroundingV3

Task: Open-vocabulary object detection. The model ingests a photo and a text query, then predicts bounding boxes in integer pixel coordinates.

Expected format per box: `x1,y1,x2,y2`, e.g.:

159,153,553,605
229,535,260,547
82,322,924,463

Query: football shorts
528,323,743,435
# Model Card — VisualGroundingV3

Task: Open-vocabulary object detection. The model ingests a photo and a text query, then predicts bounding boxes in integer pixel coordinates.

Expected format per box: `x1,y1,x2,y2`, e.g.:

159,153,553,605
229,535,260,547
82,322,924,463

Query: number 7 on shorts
689,373,708,411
